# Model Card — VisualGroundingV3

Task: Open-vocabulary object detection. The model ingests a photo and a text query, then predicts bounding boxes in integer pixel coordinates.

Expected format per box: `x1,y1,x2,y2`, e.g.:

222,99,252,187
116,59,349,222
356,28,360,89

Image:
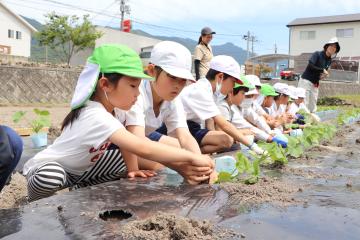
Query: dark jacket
301,51,332,86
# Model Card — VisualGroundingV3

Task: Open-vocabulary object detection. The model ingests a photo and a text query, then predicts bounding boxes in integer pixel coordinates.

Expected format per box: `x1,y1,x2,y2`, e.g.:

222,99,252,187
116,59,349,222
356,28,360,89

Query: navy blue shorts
187,120,209,145
147,124,168,142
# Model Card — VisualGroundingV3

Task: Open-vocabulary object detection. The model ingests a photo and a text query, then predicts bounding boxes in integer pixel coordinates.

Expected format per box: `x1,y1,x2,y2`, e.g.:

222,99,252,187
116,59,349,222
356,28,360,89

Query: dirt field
0,105,70,129
0,105,69,209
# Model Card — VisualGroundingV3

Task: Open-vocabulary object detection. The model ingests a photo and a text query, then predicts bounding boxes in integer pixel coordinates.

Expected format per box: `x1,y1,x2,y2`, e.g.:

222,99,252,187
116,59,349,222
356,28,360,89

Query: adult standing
194,27,215,80
298,37,340,112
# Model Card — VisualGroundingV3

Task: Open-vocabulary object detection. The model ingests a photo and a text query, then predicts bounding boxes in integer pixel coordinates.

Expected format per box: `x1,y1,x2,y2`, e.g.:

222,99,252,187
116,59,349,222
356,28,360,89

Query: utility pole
250,35,257,56
45,45,48,64
243,31,250,60
243,31,258,59
274,43,278,78
243,31,258,74
119,0,130,31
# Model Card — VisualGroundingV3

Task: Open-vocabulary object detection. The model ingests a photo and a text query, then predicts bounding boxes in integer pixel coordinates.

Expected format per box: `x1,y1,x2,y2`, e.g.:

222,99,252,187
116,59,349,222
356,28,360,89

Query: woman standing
298,37,340,113
194,27,215,80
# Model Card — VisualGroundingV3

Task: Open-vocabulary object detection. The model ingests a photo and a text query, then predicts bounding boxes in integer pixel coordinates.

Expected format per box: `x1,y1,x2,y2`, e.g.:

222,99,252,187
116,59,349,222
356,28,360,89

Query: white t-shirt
268,102,286,118
23,101,124,175
180,78,220,124
117,80,187,136
217,98,232,122
252,102,267,116
242,106,272,134
217,99,250,129
288,102,311,115
217,100,270,141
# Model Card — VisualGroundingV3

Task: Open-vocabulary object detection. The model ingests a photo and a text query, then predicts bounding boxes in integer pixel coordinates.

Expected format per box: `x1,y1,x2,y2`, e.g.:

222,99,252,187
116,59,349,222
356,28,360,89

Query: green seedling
12,108,51,133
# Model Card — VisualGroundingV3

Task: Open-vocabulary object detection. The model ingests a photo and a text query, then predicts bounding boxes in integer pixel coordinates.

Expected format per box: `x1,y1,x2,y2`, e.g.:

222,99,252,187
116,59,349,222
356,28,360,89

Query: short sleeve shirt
23,101,123,175
119,80,188,136
194,43,213,78
180,78,220,124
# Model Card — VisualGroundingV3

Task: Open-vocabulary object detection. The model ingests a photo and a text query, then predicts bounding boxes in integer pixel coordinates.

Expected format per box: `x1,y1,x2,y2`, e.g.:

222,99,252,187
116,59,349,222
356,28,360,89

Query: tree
257,64,273,78
36,13,103,65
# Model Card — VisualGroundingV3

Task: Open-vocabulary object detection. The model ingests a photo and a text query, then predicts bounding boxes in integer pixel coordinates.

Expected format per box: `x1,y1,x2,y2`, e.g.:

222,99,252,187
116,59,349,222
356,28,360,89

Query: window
16,31,22,39
139,51,151,58
300,31,316,40
336,28,353,38
8,29,14,38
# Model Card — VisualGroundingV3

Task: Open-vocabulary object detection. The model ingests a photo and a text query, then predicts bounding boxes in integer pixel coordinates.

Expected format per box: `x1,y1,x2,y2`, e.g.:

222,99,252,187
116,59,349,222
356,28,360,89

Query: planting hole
99,209,132,221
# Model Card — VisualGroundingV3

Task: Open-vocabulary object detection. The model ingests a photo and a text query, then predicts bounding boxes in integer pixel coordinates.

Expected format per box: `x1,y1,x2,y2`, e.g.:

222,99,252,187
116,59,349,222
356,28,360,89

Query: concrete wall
0,65,358,104
0,4,33,57
289,22,360,57
0,65,80,104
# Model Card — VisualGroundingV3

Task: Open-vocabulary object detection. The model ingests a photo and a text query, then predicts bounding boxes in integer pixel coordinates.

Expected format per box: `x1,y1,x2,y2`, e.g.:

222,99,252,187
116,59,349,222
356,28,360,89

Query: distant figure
298,37,340,112
194,27,215,80
0,125,23,192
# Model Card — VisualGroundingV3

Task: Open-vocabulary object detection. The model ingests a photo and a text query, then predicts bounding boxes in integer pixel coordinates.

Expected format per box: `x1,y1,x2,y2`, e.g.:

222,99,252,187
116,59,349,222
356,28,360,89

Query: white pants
298,78,319,113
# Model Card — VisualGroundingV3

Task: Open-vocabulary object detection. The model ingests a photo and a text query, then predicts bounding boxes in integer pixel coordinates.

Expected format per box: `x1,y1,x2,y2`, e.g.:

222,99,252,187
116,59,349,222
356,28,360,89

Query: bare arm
213,115,251,146
121,125,147,172
175,127,201,154
109,128,214,167
205,118,215,131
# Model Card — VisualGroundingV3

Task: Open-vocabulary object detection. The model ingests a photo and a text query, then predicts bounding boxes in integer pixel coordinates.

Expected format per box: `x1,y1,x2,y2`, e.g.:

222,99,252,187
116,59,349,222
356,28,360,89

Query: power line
37,0,251,37
5,0,257,47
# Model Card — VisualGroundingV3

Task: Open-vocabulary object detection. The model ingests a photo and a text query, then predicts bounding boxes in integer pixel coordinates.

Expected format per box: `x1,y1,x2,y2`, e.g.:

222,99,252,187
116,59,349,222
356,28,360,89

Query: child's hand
175,163,213,184
127,170,157,179
191,154,215,169
209,170,218,184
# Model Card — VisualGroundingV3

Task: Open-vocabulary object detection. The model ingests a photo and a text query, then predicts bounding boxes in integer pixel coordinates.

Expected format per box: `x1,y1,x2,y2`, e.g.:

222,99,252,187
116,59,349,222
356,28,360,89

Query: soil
317,97,350,106
281,167,338,180
0,106,69,129
220,177,301,207
48,126,62,140
0,173,27,209
117,213,239,240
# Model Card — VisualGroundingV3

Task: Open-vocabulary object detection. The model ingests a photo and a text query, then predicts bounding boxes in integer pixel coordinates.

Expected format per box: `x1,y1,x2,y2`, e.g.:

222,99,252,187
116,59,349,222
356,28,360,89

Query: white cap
210,55,242,84
245,88,259,96
327,37,339,44
288,85,298,100
296,87,306,99
246,74,262,87
324,37,340,53
273,82,290,95
150,41,195,82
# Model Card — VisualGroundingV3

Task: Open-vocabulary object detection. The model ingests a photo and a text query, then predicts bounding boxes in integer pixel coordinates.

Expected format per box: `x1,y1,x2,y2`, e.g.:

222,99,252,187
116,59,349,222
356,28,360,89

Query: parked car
280,69,300,81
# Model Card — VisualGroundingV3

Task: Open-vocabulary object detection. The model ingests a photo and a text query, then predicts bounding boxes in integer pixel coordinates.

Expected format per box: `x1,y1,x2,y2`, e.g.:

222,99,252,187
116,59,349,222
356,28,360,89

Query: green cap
260,84,278,96
71,44,151,110
234,75,255,89
88,44,151,79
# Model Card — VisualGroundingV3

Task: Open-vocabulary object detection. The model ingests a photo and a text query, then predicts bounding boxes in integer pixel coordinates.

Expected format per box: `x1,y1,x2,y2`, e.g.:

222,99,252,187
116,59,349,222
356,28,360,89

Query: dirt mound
220,177,301,207
282,167,338,180
317,97,350,106
118,213,238,240
0,173,27,209
48,126,62,140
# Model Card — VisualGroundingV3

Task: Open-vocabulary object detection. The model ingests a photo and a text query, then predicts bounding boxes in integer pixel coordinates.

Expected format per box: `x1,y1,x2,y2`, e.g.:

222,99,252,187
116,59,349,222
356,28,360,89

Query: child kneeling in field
23,44,214,201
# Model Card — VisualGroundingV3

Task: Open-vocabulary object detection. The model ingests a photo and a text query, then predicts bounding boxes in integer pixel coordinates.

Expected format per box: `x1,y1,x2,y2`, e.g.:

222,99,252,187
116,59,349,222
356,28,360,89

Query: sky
3,0,360,55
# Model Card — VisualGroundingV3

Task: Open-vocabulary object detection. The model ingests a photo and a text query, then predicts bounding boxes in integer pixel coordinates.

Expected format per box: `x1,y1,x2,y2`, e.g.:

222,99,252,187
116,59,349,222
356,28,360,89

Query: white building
287,13,360,58
70,26,162,66
0,1,37,57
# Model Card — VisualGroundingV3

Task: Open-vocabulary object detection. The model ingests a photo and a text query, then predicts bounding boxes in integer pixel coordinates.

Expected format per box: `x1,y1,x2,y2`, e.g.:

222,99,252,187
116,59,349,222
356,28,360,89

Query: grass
334,95,360,106
317,95,360,111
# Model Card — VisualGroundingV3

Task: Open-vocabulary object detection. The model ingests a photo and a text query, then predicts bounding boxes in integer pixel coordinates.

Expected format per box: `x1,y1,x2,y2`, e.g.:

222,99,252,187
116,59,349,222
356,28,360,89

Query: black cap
201,27,216,35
